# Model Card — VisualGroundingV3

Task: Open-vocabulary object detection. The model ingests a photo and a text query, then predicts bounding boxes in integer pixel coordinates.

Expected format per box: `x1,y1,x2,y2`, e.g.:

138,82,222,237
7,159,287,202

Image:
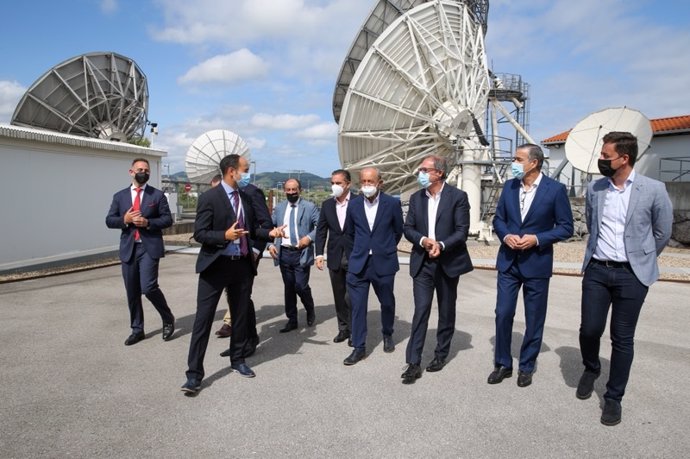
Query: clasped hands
422,237,442,259
124,208,148,228
504,234,538,250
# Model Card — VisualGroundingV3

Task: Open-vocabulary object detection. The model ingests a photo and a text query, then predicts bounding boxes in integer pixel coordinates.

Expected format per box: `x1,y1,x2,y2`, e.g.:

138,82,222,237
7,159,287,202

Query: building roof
542,114,690,145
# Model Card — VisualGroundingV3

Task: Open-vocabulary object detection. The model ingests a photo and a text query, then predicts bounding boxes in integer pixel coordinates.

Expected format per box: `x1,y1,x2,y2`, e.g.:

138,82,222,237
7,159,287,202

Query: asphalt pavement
1,249,689,458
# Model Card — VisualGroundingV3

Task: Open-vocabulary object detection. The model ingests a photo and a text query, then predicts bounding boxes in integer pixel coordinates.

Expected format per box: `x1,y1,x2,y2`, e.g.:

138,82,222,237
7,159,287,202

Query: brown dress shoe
215,323,232,338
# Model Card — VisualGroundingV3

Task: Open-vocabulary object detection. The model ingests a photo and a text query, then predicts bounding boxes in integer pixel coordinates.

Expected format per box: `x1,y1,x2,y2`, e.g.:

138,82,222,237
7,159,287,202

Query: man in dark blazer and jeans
106,158,175,346
401,155,473,384
315,169,353,344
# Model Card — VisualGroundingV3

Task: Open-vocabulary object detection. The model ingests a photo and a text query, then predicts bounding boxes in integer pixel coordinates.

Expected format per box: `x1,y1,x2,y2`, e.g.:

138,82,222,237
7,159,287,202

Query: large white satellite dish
12,52,149,141
565,107,653,174
337,0,491,192
185,130,250,184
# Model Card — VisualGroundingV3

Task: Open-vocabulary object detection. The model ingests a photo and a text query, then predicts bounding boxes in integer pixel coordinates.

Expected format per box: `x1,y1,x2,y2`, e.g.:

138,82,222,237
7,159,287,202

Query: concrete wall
0,125,167,273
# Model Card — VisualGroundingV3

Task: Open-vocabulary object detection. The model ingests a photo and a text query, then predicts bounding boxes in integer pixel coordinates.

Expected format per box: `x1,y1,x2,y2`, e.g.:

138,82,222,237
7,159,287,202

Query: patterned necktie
289,204,298,247
232,191,248,256
133,187,142,241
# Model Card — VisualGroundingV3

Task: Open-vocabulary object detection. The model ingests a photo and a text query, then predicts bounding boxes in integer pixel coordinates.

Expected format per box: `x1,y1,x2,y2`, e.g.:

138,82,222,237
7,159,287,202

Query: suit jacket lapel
371,194,386,233
522,178,548,224
625,179,643,226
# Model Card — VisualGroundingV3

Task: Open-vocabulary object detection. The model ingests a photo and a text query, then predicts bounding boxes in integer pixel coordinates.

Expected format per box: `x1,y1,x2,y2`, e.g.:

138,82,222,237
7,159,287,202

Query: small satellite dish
185,130,250,184
565,107,653,174
11,52,149,141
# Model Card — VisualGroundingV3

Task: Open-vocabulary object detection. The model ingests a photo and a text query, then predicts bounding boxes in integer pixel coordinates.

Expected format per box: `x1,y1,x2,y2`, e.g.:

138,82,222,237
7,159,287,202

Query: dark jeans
579,261,648,402
279,249,314,324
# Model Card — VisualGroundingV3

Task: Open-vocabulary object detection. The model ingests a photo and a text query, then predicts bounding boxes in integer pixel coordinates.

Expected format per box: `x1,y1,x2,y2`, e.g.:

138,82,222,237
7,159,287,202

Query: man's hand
224,221,248,241
296,236,311,249
503,234,521,250
124,207,140,225
269,225,286,238
421,237,436,252
514,234,538,250
268,245,278,259
428,242,441,258
315,257,325,270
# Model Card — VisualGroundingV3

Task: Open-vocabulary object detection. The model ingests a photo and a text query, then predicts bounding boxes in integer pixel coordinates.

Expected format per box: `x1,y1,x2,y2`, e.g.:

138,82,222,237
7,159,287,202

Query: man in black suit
215,177,272,349
401,155,473,384
181,154,280,396
315,169,353,344
106,158,175,346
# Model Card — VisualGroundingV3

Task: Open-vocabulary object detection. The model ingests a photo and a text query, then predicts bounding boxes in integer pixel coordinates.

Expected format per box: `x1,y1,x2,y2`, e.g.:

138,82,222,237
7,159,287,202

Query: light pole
250,160,257,184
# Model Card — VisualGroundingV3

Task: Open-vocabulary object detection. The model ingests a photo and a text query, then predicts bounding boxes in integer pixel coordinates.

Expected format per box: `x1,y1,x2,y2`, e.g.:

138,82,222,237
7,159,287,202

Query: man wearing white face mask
342,167,404,365
488,144,573,388
315,169,353,344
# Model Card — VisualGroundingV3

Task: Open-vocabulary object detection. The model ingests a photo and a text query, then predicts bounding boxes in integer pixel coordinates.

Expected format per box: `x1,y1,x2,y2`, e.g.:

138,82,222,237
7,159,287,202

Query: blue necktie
289,204,298,247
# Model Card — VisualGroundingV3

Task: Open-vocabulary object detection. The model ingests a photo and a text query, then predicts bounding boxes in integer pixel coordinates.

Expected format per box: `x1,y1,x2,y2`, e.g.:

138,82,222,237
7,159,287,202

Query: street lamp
250,160,257,184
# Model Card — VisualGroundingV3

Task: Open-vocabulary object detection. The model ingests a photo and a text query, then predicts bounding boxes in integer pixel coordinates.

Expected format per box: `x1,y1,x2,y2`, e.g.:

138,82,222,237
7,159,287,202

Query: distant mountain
167,170,329,190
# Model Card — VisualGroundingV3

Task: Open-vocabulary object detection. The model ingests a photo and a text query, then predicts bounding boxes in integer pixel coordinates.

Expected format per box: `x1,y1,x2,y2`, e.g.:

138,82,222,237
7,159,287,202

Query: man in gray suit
577,131,673,426
268,178,320,332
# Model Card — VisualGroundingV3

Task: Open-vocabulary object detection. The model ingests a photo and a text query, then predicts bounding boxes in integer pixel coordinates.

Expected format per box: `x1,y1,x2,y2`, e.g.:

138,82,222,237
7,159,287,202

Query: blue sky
1,0,689,177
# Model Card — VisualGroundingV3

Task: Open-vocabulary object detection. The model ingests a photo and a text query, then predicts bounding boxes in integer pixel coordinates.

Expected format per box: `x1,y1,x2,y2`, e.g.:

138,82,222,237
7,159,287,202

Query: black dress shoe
231,362,256,378
401,364,422,384
181,379,201,396
383,335,395,353
426,358,446,373
333,330,350,343
343,349,366,366
307,311,316,327
279,322,298,333
124,331,145,346
517,370,533,387
487,366,513,384
576,370,600,400
219,348,231,358
601,399,622,426
162,322,175,341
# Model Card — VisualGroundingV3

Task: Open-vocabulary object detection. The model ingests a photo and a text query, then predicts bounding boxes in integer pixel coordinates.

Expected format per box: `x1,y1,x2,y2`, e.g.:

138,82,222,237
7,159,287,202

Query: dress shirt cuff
439,241,445,251
252,248,261,256
315,255,324,260
419,236,426,247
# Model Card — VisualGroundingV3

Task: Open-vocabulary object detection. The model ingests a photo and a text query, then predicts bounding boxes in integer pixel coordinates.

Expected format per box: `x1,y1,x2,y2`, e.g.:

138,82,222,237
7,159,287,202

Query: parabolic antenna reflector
338,0,491,192
11,52,148,141
185,130,250,184
565,107,653,174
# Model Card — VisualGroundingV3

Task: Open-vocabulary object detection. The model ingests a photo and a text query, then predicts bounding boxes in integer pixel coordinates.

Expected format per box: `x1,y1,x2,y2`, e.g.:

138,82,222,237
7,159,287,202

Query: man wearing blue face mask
488,144,573,388
400,155,473,384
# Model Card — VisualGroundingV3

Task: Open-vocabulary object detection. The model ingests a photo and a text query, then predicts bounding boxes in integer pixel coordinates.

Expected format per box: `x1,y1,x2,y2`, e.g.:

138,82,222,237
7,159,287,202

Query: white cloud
100,0,118,14
250,113,320,130
0,80,26,123
178,49,269,85
296,122,337,140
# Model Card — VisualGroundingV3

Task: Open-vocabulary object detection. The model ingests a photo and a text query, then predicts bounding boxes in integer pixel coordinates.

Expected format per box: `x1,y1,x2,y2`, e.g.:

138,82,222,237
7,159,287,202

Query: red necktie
133,187,142,241
232,191,248,256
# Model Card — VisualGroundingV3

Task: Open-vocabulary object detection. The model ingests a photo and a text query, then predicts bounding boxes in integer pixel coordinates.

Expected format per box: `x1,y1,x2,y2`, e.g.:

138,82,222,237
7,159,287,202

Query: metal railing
659,157,690,182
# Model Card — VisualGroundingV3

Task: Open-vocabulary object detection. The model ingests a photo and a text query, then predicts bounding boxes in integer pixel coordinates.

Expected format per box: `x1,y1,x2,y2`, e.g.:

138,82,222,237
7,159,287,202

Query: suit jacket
582,173,673,286
315,194,352,271
404,184,474,278
241,183,272,257
106,185,172,262
271,197,320,267
493,174,574,278
345,192,404,276
193,184,271,274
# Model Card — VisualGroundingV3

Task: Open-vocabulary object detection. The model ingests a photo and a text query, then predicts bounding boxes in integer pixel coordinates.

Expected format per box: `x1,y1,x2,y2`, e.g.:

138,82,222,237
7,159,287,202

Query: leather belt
221,255,246,260
591,258,630,269
282,246,301,251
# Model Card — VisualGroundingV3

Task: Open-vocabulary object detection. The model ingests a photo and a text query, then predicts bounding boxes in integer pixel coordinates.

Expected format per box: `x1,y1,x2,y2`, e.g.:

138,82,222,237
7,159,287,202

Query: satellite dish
337,0,491,192
565,107,653,174
333,0,490,123
11,52,148,141
185,130,250,184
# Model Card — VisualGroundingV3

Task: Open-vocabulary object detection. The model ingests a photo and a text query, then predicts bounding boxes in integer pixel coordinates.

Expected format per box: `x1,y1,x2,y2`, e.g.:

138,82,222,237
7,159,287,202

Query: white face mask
331,184,345,198
361,185,377,198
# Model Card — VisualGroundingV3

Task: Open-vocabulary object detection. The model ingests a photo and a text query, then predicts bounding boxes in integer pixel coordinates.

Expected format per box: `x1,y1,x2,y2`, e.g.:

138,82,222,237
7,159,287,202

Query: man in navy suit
343,167,404,365
181,154,280,395
315,169,353,344
268,179,320,332
489,144,573,387
401,155,473,384
577,131,673,426
106,158,175,346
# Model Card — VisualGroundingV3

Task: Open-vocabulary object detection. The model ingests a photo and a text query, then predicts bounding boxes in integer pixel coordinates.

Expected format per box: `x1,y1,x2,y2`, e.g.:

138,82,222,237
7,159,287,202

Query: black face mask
135,172,150,184
286,193,299,204
597,159,616,177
